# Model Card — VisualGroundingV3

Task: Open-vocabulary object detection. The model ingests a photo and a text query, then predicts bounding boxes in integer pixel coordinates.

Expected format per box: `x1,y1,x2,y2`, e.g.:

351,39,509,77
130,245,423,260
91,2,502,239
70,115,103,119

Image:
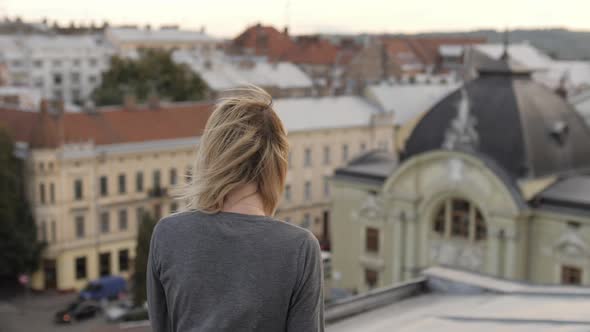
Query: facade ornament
553,231,589,258
442,87,479,152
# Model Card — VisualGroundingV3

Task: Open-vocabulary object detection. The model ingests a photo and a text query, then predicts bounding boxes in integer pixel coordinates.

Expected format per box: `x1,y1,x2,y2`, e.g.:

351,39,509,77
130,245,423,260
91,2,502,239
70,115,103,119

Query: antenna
284,0,291,33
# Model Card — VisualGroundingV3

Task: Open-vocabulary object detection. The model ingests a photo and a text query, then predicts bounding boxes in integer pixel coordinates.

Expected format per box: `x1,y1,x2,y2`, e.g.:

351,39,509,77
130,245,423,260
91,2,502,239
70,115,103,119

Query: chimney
123,94,137,110
283,26,289,36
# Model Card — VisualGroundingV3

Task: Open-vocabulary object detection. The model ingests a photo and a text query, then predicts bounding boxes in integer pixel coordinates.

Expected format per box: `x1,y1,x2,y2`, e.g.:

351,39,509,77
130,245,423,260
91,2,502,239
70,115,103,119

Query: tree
92,49,207,106
133,211,158,307
0,129,43,278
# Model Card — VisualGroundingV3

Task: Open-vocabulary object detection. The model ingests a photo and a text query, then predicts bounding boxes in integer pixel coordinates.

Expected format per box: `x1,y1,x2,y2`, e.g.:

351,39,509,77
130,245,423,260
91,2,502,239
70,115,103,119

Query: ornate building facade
331,54,590,293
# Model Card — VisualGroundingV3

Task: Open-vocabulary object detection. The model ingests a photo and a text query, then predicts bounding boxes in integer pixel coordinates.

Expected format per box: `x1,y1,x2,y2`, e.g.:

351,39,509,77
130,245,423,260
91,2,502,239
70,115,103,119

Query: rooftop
106,27,216,43
326,267,590,332
273,96,384,133
173,51,313,91
365,82,461,125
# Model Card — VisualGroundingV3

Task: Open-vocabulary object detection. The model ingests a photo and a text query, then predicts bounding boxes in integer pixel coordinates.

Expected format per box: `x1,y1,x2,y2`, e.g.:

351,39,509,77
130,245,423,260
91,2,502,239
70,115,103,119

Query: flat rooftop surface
327,292,590,332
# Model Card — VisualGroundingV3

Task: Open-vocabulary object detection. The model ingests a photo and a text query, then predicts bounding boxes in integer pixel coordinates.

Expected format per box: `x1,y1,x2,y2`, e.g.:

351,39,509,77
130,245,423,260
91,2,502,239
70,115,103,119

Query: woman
147,86,324,332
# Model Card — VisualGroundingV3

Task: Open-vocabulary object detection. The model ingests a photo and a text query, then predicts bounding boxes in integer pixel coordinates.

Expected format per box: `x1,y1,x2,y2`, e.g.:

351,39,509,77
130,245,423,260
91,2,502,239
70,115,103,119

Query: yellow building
1,95,394,291
330,59,590,294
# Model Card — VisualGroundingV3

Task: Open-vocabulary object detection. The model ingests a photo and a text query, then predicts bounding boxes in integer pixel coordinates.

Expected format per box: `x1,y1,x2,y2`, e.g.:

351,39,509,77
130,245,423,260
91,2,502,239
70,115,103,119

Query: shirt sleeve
286,231,325,332
147,227,170,332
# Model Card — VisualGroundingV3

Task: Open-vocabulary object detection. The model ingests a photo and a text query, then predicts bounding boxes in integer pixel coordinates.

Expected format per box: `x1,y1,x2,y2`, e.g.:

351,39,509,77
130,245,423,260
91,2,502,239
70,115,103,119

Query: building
172,50,314,98
0,35,115,105
272,96,395,247
0,101,213,291
462,42,590,95
330,54,590,294
325,266,590,331
0,93,395,291
106,26,219,53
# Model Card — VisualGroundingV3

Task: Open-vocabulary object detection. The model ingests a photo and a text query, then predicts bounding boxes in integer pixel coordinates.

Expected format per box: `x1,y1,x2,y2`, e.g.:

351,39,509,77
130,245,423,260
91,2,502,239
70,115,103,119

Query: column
404,214,416,280
391,211,403,284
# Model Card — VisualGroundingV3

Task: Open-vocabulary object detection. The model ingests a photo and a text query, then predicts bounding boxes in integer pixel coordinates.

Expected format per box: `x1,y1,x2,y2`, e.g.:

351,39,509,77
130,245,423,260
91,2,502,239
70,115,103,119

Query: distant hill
412,29,590,61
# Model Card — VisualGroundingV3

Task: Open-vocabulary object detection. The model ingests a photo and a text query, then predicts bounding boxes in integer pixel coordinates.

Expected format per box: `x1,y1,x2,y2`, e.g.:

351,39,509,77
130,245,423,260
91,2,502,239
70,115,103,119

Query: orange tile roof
0,102,214,149
383,37,485,66
232,24,297,61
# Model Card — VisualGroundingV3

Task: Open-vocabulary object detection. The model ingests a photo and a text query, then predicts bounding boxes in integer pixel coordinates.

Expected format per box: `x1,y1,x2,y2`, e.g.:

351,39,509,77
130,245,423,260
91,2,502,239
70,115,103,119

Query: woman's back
147,210,324,332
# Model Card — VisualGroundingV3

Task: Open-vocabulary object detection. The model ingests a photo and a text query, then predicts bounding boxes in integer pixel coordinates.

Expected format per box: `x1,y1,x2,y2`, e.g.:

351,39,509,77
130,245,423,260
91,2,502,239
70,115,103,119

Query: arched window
432,198,486,242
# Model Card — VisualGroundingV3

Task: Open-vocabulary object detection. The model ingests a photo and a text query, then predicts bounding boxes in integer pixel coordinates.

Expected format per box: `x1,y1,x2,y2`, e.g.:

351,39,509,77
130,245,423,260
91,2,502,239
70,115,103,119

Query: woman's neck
221,183,266,216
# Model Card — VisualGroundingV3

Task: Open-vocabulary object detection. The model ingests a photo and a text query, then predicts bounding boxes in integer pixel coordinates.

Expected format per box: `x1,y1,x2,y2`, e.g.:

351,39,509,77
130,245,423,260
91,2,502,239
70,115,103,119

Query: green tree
92,49,207,106
0,129,43,278
133,211,158,307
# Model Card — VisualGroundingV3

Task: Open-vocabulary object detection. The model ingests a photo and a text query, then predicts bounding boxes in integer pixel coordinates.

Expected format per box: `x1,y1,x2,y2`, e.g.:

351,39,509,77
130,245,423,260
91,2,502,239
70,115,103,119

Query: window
119,209,128,230
451,199,470,238
433,202,446,235
74,179,83,200
39,183,46,204
284,184,292,202
153,170,161,189
432,198,486,242
33,60,43,68
379,141,388,151
302,213,311,228
99,176,108,196
100,212,110,234
360,142,367,153
475,210,486,241
136,172,144,192
75,256,87,280
72,89,81,103
75,216,85,238
118,174,126,194
323,177,330,197
323,146,331,165
304,148,312,167
366,227,379,253
170,202,178,213
40,221,47,242
88,75,97,84
185,166,192,183
561,266,582,285
342,144,349,162
118,249,129,272
50,220,56,243
53,73,62,85
70,72,80,84
136,207,145,227
365,269,378,289
73,59,80,66
49,183,55,204
89,58,98,66
304,181,311,201
170,168,177,186
52,60,62,67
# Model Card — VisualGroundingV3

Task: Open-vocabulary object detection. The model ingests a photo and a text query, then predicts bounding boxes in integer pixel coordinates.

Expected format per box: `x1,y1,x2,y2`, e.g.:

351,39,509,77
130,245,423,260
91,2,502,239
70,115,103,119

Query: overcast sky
2,0,589,37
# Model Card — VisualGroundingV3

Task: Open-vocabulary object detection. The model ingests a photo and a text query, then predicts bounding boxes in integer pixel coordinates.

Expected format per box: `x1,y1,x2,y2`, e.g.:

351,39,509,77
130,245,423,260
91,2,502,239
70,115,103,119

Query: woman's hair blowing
180,86,289,216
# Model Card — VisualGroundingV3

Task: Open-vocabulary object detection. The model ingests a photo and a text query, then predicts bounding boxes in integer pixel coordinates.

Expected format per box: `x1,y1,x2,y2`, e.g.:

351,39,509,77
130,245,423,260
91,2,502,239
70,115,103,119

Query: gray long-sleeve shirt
147,210,324,332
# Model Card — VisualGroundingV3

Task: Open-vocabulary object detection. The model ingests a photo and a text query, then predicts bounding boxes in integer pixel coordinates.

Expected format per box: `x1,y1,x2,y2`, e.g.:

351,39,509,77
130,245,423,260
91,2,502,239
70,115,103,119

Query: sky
2,0,589,37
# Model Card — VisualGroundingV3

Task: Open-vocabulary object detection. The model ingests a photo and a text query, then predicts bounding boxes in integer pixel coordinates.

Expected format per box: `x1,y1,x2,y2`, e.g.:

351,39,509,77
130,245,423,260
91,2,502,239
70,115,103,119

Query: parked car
80,276,127,301
54,300,101,324
104,300,133,322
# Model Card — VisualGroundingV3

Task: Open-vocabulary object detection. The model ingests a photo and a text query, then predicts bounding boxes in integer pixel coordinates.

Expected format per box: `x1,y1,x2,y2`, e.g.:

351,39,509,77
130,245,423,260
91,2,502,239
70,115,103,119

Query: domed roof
403,59,590,179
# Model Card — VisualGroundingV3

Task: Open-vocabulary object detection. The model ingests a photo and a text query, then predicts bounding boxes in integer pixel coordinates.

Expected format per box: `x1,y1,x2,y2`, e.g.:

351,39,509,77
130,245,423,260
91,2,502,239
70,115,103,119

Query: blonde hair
180,86,289,216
